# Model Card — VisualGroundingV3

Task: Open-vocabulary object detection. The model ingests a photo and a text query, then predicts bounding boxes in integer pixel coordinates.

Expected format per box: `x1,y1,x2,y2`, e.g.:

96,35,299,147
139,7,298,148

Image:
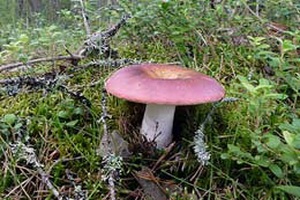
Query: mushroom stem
141,104,176,148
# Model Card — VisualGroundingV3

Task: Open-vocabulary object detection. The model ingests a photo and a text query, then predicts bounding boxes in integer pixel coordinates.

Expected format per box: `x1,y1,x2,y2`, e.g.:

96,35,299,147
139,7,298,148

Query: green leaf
257,50,276,57
269,164,283,178
227,144,253,160
282,40,297,53
237,76,255,92
281,150,299,165
283,131,294,147
292,119,300,130
19,34,29,44
73,107,83,115
276,185,300,197
220,153,229,159
248,36,265,45
65,120,78,127
258,44,270,49
57,111,69,119
2,114,17,125
280,119,300,133
293,164,300,175
265,134,281,149
283,131,300,149
264,93,288,100
254,155,270,167
14,123,23,130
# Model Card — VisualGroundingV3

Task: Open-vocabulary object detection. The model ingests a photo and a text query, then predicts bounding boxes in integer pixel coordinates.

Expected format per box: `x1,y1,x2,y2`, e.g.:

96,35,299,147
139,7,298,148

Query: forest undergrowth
0,0,299,199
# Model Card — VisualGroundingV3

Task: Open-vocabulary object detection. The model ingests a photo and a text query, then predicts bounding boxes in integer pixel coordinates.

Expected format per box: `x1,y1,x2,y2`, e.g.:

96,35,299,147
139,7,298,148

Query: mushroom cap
105,64,225,105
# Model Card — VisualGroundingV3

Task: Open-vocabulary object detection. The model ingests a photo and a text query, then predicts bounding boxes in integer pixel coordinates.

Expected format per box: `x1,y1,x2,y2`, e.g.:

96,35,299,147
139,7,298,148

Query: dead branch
70,58,141,72
76,14,131,58
0,55,83,72
79,0,91,36
0,72,91,107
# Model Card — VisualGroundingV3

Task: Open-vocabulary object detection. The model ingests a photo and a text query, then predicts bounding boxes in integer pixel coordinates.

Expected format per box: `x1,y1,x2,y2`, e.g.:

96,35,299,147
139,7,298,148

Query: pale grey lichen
193,125,211,165
101,154,123,200
102,154,123,177
10,142,42,167
10,141,64,199
193,97,239,165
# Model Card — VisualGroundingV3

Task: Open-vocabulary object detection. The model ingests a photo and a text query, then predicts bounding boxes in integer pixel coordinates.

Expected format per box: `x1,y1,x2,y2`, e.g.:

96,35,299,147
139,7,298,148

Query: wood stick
79,0,91,36
0,55,83,72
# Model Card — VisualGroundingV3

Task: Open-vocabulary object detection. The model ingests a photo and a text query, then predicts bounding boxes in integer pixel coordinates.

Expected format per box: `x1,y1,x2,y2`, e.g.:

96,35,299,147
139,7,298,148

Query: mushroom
105,64,225,148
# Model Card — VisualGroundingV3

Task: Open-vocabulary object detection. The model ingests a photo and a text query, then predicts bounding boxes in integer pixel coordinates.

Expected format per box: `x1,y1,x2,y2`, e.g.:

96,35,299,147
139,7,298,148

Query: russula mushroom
105,64,225,148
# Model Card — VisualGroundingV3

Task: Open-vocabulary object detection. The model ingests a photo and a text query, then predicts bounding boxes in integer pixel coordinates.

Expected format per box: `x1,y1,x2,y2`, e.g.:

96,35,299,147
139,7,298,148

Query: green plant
0,33,31,63
221,75,299,198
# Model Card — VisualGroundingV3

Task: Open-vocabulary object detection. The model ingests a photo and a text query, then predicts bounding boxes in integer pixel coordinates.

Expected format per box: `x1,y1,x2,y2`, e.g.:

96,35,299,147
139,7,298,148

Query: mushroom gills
141,104,176,148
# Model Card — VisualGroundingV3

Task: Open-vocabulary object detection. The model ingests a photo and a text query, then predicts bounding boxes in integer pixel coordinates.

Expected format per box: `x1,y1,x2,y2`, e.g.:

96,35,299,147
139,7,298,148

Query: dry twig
79,0,91,36
0,55,83,72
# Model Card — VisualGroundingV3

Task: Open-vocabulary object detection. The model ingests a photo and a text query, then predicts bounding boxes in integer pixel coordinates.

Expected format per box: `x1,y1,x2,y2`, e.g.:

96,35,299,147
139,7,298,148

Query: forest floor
0,1,300,199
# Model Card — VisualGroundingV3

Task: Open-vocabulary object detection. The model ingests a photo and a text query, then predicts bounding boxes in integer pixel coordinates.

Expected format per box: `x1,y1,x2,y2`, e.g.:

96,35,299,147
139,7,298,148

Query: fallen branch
0,72,91,107
71,58,141,72
0,55,83,72
76,14,131,58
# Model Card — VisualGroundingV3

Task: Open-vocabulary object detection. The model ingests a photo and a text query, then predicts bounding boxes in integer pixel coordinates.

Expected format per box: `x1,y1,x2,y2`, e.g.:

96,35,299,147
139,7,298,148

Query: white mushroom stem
141,104,176,148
